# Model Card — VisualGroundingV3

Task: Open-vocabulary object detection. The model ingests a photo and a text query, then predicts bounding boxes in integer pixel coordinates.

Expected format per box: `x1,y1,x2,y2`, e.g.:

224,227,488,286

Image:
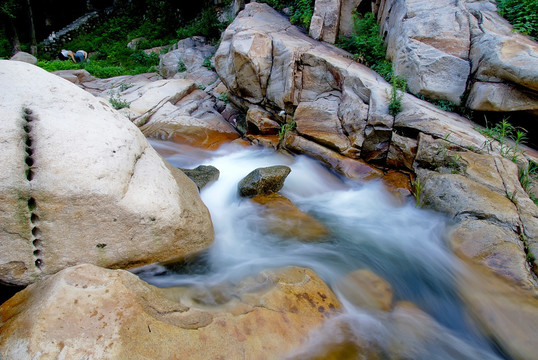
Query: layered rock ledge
214,3,538,289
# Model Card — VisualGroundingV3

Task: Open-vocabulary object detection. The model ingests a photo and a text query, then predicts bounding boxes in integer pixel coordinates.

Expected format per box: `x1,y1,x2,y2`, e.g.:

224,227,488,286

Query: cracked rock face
0,263,341,359
0,60,214,286
376,0,538,113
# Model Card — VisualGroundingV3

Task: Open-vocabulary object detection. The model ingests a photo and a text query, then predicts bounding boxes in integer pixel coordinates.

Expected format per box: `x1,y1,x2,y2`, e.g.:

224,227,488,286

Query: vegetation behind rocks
497,0,538,39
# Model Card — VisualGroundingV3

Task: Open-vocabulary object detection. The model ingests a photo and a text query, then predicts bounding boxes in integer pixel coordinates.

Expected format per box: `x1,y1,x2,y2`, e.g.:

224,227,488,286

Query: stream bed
135,139,508,360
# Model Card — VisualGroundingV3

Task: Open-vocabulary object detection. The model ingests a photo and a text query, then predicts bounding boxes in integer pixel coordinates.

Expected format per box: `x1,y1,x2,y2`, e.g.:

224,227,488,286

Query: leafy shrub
497,0,538,39
258,0,288,11
479,117,527,162
177,7,229,43
109,93,130,110
177,60,187,73
202,56,214,70
290,0,315,30
336,12,396,83
338,13,385,67
388,75,406,116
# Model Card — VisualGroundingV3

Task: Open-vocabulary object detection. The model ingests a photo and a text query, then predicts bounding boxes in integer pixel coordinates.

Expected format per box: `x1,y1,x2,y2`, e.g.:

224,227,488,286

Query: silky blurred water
134,140,507,360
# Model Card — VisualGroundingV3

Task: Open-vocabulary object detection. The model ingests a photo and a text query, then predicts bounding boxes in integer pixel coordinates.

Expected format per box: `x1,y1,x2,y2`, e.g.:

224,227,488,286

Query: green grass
411,178,423,207
520,161,538,205
37,57,158,78
278,118,296,141
479,117,527,163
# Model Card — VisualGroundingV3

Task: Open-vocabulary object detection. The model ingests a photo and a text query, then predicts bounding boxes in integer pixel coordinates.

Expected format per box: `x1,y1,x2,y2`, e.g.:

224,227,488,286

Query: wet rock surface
238,165,292,197
0,264,341,360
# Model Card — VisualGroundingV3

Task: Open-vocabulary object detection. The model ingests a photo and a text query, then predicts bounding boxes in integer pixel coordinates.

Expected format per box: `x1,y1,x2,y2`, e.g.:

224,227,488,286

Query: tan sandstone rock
0,264,341,360
139,89,240,149
334,269,393,311
458,262,538,360
379,0,471,103
309,0,342,44
251,193,330,242
0,60,213,286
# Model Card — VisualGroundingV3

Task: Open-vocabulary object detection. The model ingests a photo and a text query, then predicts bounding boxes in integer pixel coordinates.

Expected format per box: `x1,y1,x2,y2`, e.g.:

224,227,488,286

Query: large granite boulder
0,264,341,359
377,0,538,113
378,0,471,104
414,134,538,288
0,60,214,286
458,263,538,360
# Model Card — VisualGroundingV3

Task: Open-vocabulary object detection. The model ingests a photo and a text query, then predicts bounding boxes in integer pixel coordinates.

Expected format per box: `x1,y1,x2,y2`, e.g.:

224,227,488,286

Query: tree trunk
7,16,21,55
26,0,37,56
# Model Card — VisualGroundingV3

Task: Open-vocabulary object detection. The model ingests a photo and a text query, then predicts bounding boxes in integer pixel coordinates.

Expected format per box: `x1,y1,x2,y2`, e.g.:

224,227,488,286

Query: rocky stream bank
2,2,538,359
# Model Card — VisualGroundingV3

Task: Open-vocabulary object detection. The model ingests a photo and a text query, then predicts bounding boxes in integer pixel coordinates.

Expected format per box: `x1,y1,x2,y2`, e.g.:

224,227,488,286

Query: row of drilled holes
23,108,42,270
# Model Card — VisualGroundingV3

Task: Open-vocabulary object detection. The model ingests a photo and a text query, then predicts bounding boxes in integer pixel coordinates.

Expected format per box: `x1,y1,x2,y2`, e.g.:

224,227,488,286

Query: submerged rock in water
251,193,330,242
334,269,394,312
238,165,291,197
0,263,341,359
458,263,538,360
179,165,220,191
0,60,214,286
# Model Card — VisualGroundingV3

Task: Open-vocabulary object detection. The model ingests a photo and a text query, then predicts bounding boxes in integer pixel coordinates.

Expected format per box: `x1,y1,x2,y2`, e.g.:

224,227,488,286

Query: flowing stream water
135,139,508,360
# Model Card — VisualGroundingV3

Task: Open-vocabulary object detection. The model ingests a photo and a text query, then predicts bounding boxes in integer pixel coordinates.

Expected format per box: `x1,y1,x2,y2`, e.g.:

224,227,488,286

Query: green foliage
258,0,288,11
388,75,406,116
497,0,538,39
202,56,214,70
217,93,230,103
0,29,10,58
37,58,157,78
119,82,134,92
520,161,538,205
0,0,18,18
52,13,161,77
411,178,423,207
176,7,229,43
337,13,386,67
278,118,296,141
290,0,314,30
479,117,527,162
37,60,81,72
177,60,187,73
109,93,130,110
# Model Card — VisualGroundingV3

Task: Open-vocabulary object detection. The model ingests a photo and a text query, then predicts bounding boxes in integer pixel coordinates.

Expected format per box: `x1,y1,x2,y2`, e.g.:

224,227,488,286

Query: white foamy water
136,140,505,359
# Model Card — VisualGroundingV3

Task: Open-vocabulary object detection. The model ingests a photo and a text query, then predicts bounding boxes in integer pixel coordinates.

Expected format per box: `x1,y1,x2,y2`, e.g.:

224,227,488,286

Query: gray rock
237,165,291,197
10,51,37,65
180,165,220,191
